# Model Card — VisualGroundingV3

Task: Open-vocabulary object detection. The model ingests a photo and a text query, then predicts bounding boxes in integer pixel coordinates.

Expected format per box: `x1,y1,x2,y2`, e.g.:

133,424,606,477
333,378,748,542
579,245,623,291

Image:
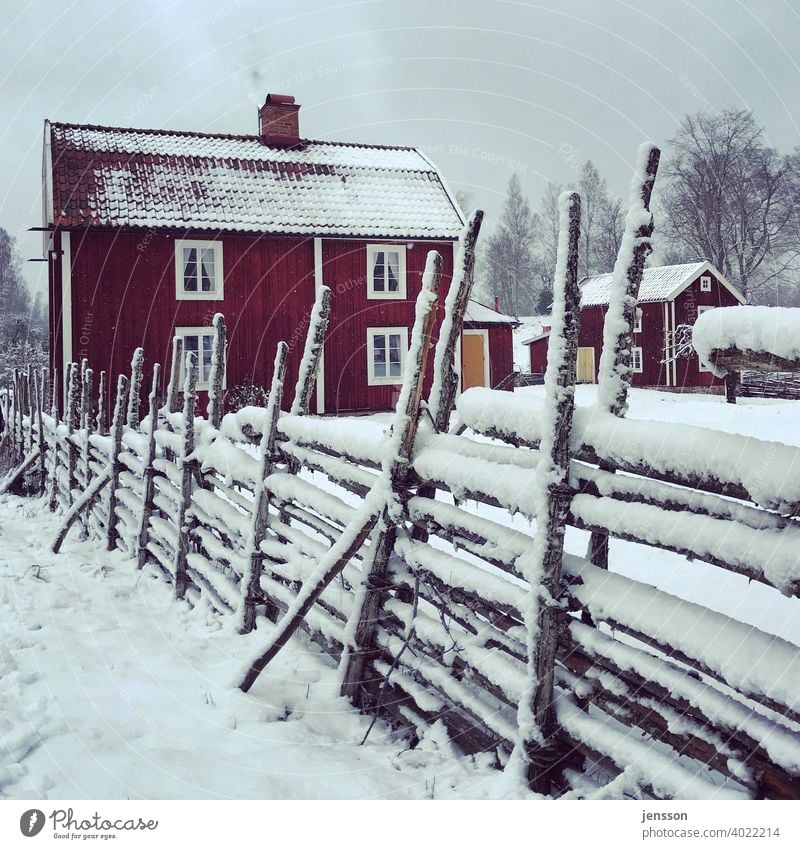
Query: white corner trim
663,302,671,387
61,231,72,378
314,238,325,414
671,300,677,386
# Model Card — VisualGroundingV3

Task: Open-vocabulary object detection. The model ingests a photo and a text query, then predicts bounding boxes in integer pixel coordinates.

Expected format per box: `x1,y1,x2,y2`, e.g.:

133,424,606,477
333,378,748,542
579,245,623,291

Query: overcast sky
3,0,800,299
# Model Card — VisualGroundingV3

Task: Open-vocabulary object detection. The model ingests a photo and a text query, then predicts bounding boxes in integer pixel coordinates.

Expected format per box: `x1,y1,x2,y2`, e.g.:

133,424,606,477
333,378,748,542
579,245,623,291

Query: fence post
48,369,60,512
136,363,162,570
26,365,34,457
589,143,660,570
65,362,80,504
80,366,94,535
166,336,184,415
208,314,226,429
239,342,288,633
518,191,582,795
35,369,46,494
127,347,144,429
97,371,108,435
173,352,197,600
290,286,331,416
106,375,129,551
340,250,443,707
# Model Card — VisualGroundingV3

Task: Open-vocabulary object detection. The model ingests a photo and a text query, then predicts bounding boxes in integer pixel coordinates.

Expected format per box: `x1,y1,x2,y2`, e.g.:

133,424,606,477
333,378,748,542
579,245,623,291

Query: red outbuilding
42,93,514,414
524,262,745,388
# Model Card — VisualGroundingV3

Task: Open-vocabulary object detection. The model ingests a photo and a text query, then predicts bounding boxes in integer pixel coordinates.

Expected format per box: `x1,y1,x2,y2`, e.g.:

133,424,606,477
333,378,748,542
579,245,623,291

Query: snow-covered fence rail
5,181,800,798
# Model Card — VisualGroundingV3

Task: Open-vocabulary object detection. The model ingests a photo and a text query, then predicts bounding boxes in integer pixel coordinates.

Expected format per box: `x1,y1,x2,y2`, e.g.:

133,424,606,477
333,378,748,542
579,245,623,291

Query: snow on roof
579,261,746,306
518,315,553,345
47,122,465,239
464,299,517,324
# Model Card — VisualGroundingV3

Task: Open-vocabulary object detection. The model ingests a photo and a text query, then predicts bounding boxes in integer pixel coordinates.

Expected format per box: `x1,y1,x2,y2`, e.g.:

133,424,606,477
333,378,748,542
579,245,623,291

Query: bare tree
486,174,538,315
658,109,798,302
594,193,625,273
577,160,610,277
531,181,563,311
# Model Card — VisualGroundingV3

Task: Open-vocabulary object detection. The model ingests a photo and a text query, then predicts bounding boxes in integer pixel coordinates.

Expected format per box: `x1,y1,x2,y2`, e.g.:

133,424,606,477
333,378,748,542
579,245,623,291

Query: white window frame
175,326,225,391
367,327,408,385
700,274,712,293
696,305,714,372
633,308,643,334
366,244,407,300
175,239,224,300
631,345,644,374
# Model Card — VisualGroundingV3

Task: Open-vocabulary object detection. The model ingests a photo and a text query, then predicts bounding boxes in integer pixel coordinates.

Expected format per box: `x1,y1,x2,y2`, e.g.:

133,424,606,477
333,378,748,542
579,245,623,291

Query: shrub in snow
225,377,267,413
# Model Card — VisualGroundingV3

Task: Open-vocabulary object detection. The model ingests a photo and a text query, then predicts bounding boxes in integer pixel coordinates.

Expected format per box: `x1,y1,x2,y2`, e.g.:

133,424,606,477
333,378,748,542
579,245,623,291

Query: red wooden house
525,262,745,389
42,93,514,414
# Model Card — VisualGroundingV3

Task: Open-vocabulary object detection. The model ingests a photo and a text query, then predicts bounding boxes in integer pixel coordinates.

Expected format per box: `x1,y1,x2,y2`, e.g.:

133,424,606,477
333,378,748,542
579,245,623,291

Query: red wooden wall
51,229,477,415
523,269,742,389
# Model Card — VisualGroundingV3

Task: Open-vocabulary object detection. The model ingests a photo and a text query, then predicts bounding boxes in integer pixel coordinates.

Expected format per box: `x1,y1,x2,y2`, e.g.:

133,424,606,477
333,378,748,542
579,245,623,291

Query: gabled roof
579,261,746,306
45,122,465,240
464,299,518,325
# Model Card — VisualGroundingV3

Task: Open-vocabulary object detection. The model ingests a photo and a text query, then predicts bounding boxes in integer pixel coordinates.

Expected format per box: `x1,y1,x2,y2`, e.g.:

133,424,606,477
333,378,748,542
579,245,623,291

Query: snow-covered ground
2,386,798,799
0,502,502,800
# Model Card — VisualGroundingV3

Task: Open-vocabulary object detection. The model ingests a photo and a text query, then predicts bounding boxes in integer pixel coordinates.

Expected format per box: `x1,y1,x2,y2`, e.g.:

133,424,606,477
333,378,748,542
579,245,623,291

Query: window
631,346,644,373
696,305,714,372
700,275,712,293
633,308,643,334
367,327,407,385
175,239,224,300
367,245,406,299
175,327,224,390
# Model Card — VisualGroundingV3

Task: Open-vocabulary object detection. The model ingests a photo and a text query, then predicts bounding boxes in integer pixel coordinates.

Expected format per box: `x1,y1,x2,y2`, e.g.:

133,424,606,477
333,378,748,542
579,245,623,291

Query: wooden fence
2,150,800,799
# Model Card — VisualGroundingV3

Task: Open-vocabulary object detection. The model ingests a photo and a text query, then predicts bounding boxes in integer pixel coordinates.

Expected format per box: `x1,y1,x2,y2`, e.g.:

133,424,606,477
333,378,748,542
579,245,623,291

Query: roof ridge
49,121,422,154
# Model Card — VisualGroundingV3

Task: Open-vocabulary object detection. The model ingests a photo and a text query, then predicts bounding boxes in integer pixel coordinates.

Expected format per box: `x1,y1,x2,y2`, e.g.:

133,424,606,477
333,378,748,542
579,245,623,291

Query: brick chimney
258,93,300,147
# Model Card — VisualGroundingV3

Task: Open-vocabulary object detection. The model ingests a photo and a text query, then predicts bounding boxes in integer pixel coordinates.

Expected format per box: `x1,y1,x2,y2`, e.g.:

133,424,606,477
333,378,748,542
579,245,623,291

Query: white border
366,244,407,300
174,325,225,390
366,326,408,386
314,237,326,414
462,328,490,388
175,239,224,300
61,231,72,379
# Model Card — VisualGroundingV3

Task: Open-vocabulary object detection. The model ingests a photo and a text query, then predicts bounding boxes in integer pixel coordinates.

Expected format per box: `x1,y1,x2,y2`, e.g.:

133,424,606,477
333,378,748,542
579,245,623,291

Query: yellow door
577,347,596,383
462,333,487,390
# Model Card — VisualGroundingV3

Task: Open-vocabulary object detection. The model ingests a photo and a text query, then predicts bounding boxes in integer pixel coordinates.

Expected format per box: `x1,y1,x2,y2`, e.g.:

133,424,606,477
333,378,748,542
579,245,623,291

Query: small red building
524,262,745,388
42,93,513,414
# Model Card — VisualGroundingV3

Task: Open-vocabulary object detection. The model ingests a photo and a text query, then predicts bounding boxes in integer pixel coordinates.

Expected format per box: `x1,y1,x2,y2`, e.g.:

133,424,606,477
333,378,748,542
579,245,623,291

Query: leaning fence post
35,369,46,494
136,363,162,570
65,362,80,504
48,369,60,512
26,365,34,457
588,143,660,570
96,371,108,435
340,250,443,707
173,352,197,600
80,366,94,535
106,374,129,551
208,313,226,429
127,347,144,428
166,335,184,415
291,286,331,416
517,191,582,796
238,342,288,633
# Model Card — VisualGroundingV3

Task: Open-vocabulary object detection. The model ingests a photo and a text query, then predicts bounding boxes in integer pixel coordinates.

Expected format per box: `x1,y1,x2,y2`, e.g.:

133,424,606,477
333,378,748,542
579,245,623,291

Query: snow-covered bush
225,377,267,413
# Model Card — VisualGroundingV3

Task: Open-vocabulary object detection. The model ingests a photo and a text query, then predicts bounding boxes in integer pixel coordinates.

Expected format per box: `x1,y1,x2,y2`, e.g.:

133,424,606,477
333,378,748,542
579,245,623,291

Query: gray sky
3,0,800,299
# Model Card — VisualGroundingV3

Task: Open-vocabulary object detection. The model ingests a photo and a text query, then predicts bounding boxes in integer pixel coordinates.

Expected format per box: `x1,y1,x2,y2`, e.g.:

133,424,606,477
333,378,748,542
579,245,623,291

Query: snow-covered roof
46,122,465,239
579,261,745,306
464,300,517,325
518,315,553,345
